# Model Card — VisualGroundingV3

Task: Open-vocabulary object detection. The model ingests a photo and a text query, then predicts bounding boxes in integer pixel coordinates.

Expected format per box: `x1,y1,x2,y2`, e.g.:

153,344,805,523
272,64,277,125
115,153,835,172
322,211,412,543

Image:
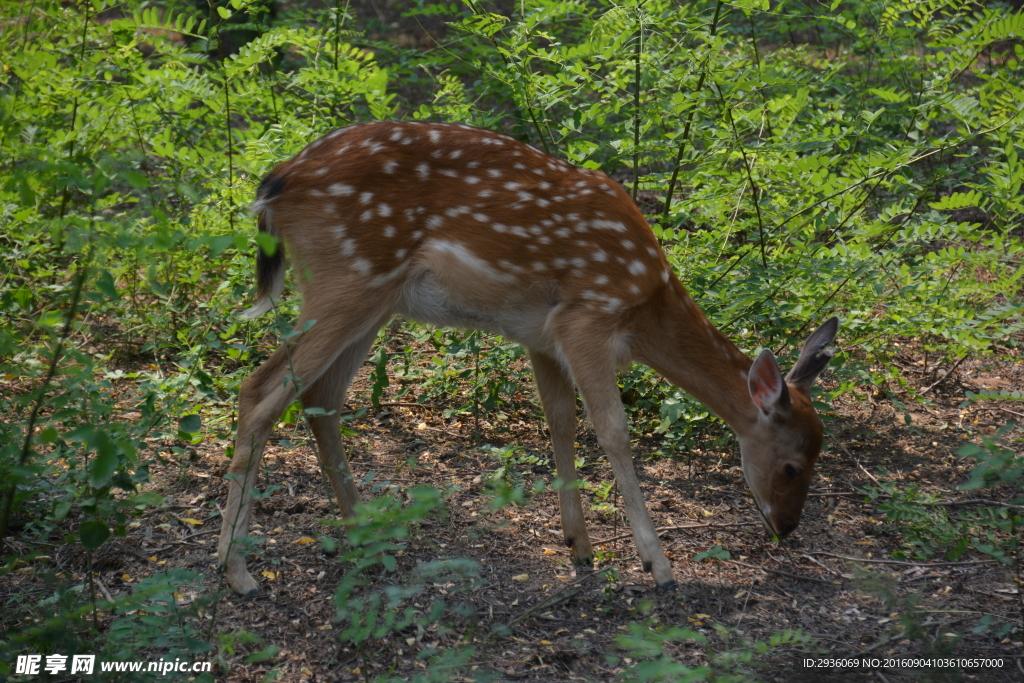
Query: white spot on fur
428,129,441,144
591,219,627,232
384,225,396,238
426,215,444,229
328,183,355,196
359,191,374,204
351,258,371,275
417,164,430,180
378,203,392,217
426,239,516,282
382,160,399,174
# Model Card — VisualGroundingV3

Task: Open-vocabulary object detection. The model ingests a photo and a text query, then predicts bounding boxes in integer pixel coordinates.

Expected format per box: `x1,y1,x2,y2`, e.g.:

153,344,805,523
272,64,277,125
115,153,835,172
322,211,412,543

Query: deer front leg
528,349,593,569
562,339,676,589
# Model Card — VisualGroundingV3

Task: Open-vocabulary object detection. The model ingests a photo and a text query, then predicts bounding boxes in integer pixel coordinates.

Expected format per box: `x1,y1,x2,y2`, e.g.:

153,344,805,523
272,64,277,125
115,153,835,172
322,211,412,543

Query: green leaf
95,269,118,300
90,430,119,488
255,231,278,257
80,520,111,550
928,191,983,210
216,6,231,20
694,545,731,561
179,414,202,434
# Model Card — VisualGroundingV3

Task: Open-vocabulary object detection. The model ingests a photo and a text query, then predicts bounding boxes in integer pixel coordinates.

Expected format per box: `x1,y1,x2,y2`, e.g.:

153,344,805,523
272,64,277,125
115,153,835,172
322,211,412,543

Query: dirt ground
7,336,1022,683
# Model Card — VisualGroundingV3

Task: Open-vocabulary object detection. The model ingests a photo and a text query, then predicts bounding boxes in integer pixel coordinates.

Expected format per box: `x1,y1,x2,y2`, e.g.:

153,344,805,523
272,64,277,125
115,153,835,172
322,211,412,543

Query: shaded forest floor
6,337,1023,682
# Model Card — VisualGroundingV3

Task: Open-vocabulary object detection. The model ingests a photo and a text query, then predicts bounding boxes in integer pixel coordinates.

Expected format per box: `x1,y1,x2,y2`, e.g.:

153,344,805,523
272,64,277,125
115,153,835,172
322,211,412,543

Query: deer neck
634,280,759,435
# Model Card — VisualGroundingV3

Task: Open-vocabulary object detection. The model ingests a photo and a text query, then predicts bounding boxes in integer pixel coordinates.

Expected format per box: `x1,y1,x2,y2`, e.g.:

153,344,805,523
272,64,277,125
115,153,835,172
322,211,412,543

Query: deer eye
784,464,801,479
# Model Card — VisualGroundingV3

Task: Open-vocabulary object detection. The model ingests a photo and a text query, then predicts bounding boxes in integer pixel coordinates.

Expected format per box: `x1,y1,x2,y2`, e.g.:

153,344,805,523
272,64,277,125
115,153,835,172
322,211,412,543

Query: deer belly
397,271,558,352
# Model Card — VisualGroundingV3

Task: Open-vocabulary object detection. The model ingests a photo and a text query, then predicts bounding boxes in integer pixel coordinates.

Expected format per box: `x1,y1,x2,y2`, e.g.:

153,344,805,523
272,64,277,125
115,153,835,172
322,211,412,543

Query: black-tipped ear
786,316,839,390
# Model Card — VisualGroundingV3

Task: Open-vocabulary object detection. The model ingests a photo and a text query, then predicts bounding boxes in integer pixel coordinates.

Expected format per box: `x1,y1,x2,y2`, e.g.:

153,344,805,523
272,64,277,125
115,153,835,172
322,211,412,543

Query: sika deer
218,121,839,595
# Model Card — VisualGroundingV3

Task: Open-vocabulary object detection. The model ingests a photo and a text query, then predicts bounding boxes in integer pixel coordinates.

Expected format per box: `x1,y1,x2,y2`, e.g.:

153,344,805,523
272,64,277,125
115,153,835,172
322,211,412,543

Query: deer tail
240,175,286,319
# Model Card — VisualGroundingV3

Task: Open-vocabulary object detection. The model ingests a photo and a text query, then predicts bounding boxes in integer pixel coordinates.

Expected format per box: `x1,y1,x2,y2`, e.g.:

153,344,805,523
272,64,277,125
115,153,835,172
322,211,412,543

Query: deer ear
786,317,839,391
749,349,791,419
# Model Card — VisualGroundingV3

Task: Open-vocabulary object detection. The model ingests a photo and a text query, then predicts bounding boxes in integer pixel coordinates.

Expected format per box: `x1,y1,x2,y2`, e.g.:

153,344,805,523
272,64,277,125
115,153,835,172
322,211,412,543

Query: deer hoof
656,579,678,592
227,567,260,596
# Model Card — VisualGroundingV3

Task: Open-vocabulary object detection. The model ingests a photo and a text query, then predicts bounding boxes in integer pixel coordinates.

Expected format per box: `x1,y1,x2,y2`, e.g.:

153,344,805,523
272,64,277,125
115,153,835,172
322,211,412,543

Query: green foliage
868,427,1022,564
326,489,489,681
0,570,215,682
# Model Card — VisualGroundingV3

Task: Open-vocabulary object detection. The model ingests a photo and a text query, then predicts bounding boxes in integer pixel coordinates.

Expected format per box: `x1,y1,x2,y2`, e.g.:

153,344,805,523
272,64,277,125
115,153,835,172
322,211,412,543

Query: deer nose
774,519,799,538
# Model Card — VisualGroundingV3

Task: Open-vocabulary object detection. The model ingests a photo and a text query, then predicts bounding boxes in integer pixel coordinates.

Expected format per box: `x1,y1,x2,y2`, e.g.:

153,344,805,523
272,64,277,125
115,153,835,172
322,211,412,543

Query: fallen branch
726,558,838,584
922,355,968,393
505,567,613,629
593,522,756,545
809,551,1000,567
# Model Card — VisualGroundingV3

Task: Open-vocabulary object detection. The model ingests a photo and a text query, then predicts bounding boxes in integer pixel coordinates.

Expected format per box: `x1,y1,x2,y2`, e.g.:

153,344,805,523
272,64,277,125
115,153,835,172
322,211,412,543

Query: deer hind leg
555,320,676,589
218,299,390,595
528,348,594,570
301,325,384,519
